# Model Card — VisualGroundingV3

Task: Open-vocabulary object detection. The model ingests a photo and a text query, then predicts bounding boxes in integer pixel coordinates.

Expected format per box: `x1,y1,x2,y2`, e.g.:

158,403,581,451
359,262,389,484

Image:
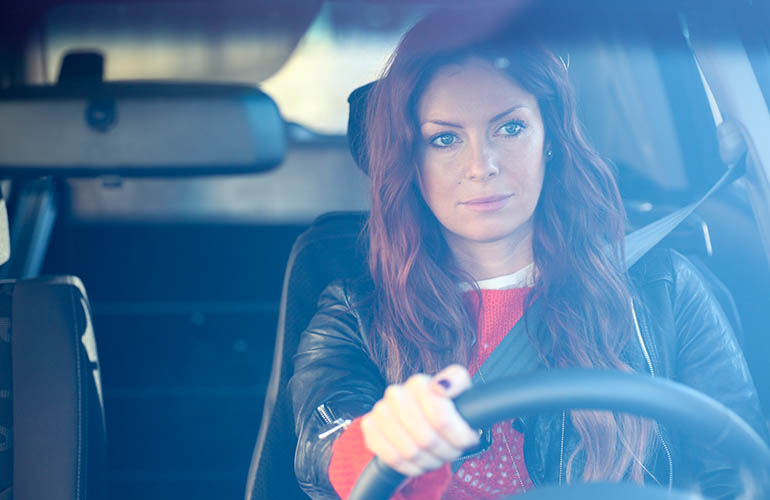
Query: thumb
430,364,472,398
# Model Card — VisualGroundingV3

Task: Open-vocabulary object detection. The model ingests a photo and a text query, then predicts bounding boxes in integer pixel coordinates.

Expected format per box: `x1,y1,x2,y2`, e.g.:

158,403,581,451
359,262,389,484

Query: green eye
499,121,524,136
430,133,457,147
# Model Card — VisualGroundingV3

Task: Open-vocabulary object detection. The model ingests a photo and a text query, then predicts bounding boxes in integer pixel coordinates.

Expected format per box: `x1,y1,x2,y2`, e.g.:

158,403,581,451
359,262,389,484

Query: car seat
0,191,107,500
246,211,368,500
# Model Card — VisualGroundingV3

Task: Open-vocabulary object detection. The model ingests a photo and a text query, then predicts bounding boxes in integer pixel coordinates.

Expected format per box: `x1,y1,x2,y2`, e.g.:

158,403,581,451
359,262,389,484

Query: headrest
347,82,375,175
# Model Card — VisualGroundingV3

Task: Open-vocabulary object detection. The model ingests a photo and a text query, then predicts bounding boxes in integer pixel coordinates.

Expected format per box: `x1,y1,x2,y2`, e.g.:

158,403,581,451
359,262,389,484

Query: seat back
246,212,368,500
0,191,107,500
11,276,107,500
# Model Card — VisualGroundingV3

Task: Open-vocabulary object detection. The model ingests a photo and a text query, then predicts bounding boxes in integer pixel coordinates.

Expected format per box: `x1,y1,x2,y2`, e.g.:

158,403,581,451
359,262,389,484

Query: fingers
422,366,479,450
365,392,444,474
397,376,465,461
361,412,424,476
360,365,480,477
430,364,473,398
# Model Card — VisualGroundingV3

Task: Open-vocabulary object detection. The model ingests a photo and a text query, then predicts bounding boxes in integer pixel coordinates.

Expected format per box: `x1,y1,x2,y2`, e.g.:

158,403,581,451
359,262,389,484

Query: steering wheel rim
504,482,704,500
348,369,770,500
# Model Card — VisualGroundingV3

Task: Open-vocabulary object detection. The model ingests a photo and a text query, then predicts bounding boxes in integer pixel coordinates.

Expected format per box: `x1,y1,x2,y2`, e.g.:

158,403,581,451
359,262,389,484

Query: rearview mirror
0,82,286,177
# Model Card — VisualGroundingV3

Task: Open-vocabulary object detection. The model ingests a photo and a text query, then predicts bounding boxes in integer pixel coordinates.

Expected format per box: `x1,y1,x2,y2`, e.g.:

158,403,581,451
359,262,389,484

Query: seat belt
624,157,745,268
471,150,746,387
625,118,747,266
451,144,747,471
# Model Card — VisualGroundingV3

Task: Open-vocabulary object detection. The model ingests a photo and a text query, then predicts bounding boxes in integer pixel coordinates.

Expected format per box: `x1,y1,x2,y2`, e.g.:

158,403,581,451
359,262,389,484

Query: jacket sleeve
668,250,769,498
289,281,387,499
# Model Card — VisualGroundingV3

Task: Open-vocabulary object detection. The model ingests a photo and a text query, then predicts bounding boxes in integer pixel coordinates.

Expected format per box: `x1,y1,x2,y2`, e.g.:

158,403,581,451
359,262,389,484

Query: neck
445,224,535,281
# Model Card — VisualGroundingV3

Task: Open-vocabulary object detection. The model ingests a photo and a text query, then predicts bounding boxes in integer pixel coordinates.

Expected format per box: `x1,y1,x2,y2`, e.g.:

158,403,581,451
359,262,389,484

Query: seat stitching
68,285,84,500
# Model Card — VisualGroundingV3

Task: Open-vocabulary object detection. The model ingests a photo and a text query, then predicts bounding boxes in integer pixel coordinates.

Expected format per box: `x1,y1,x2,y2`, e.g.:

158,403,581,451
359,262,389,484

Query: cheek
419,162,458,209
524,167,546,207
499,145,545,189
500,130,543,161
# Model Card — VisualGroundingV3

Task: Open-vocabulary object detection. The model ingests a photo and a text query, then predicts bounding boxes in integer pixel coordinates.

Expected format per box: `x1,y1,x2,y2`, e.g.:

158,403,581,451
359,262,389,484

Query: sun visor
0,83,286,177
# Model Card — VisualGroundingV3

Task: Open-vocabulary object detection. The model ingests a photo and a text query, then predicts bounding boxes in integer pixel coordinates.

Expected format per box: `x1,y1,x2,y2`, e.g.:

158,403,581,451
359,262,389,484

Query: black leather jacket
289,248,768,499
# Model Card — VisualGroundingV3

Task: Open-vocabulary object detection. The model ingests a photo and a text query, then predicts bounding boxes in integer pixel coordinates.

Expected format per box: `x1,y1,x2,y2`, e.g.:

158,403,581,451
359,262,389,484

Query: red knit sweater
328,287,533,500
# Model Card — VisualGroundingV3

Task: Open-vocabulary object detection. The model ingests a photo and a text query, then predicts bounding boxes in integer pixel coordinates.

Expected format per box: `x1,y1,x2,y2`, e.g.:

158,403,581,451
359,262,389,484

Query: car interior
0,1,769,500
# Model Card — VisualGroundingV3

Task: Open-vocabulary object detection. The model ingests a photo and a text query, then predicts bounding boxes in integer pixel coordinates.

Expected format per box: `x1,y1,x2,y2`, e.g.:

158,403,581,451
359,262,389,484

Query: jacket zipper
316,403,351,440
316,403,335,425
631,300,674,489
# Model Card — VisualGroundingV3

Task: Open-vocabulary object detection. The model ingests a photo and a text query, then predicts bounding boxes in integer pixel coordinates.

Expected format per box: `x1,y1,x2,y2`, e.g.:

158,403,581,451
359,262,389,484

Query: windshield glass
39,1,721,222
44,1,429,134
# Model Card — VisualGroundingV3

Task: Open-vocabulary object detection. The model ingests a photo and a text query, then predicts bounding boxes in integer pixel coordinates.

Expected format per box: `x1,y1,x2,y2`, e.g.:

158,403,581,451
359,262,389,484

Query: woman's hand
360,364,480,476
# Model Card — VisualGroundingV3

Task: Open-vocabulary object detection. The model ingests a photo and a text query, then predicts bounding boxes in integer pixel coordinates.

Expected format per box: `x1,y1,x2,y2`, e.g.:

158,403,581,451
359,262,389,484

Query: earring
546,149,553,160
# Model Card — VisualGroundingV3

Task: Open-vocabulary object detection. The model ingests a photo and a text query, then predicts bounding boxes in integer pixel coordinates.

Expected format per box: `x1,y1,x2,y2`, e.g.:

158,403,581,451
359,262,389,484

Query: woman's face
417,57,547,252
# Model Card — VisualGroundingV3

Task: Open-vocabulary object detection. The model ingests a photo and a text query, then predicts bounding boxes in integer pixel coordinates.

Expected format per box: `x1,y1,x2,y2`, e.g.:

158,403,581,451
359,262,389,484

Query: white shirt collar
460,262,536,291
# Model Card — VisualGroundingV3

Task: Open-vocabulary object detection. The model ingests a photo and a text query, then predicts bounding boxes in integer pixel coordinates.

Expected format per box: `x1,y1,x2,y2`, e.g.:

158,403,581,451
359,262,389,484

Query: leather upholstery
11,276,106,500
246,212,368,500
0,185,107,500
0,282,12,500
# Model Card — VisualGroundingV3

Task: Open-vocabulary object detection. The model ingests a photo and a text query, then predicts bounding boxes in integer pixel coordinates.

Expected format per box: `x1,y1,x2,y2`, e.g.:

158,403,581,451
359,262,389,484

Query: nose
464,139,499,181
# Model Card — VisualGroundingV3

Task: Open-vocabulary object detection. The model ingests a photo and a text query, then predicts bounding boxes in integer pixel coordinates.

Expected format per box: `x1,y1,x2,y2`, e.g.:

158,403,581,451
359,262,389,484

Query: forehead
418,57,536,120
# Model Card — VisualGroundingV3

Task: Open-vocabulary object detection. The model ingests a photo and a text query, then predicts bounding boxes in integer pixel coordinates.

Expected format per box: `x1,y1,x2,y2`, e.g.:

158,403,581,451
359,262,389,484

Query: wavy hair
364,8,654,484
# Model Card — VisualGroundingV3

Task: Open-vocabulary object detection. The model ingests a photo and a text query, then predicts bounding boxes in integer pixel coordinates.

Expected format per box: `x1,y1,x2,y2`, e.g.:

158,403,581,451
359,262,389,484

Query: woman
289,8,767,500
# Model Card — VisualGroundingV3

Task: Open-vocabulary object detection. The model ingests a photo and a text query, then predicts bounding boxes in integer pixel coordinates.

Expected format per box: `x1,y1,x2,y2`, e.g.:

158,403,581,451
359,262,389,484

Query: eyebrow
490,105,526,123
422,105,527,129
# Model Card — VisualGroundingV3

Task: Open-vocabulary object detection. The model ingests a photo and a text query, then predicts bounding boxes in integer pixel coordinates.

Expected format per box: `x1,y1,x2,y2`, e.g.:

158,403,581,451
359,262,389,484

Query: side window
737,1,770,113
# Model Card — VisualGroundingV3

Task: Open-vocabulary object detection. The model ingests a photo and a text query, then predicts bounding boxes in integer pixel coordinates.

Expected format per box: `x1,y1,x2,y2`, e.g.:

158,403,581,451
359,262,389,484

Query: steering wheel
348,369,770,500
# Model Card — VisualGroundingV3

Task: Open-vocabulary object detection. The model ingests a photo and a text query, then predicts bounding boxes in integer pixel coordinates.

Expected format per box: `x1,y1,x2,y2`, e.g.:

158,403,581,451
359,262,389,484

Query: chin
461,219,533,244
464,229,517,244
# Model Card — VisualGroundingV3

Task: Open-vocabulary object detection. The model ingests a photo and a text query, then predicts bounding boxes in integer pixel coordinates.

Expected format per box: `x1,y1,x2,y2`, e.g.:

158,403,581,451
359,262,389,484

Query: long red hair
365,8,654,484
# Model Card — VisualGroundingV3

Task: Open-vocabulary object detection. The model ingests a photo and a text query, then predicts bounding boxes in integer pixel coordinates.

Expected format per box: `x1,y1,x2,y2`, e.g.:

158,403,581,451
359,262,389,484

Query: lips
460,193,514,212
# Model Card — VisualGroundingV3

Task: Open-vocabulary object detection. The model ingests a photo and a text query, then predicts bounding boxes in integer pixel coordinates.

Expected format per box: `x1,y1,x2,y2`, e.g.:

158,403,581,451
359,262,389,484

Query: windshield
44,1,428,134
39,1,724,224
